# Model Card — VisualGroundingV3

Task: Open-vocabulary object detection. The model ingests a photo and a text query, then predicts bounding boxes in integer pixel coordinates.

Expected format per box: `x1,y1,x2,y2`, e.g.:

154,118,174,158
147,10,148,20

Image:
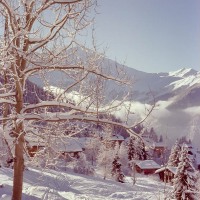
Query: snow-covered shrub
73,153,94,176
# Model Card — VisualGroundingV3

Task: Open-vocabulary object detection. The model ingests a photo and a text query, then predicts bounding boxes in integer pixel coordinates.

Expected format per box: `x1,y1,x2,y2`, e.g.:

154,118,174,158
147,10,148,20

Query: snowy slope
0,167,171,200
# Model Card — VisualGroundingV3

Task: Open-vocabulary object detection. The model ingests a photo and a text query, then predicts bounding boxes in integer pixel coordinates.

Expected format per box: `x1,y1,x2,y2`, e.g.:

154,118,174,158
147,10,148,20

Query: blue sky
93,0,200,73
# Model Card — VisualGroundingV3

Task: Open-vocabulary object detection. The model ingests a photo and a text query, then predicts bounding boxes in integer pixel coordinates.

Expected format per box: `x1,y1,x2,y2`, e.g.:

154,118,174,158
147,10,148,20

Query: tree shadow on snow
0,167,80,199
23,168,81,195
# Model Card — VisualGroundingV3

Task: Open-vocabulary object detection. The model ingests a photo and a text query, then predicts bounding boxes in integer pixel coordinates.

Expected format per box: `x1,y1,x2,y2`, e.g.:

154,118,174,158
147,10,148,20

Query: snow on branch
24,65,128,84
20,113,143,140
0,92,15,98
52,0,82,3
0,99,16,105
21,100,97,114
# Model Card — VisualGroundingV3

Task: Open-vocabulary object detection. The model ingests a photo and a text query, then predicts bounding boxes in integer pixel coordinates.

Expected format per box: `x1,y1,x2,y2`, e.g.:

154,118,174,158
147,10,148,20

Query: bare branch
0,99,16,105
21,100,97,114
0,92,15,98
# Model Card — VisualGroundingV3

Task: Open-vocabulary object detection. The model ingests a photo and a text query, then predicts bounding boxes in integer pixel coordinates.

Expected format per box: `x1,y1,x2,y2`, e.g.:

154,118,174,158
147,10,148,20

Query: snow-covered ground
0,167,172,200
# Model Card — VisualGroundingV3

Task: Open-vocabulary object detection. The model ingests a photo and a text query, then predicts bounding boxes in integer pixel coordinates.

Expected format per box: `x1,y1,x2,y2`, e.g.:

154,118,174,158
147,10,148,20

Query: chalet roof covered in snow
155,166,177,174
134,160,161,169
52,137,83,153
26,135,45,147
25,131,83,153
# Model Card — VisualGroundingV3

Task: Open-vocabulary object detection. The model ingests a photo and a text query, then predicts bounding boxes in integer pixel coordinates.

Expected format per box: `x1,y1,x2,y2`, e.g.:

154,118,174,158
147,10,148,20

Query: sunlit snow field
0,167,172,200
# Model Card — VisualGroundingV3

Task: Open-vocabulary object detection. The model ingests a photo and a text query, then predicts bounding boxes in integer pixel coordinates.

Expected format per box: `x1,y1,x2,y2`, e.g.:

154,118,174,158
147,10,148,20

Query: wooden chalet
155,166,177,183
26,135,83,158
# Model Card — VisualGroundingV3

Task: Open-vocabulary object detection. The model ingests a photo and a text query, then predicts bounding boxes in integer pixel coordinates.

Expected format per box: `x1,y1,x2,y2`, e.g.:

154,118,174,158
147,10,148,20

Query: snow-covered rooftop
26,135,45,147
26,133,83,153
52,137,83,153
134,160,161,169
155,166,177,174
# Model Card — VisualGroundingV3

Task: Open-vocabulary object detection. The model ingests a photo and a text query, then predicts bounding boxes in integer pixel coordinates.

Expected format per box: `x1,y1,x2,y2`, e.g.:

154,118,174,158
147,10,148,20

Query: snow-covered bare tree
97,142,116,180
167,140,181,167
96,125,116,180
118,142,129,175
73,153,94,175
172,146,198,200
84,136,101,165
0,1,154,199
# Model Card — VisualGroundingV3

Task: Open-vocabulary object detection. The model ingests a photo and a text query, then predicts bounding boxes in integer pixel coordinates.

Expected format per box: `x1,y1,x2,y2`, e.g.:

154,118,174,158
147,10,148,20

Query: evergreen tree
172,146,198,200
167,141,181,167
137,138,147,160
111,155,125,183
128,137,147,161
128,136,137,161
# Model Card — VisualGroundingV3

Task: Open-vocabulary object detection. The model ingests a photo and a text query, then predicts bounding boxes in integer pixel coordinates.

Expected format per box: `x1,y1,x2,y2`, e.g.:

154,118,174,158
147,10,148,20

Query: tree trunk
12,80,25,200
12,132,25,200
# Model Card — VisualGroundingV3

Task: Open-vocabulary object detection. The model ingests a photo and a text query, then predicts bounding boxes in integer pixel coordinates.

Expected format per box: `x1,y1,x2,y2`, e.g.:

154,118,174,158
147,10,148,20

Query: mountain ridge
28,51,200,147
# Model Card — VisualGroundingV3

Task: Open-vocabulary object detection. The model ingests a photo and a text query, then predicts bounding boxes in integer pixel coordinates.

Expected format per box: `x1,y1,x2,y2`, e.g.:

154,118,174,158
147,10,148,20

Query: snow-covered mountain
28,48,200,109
168,68,197,78
29,52,200,147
